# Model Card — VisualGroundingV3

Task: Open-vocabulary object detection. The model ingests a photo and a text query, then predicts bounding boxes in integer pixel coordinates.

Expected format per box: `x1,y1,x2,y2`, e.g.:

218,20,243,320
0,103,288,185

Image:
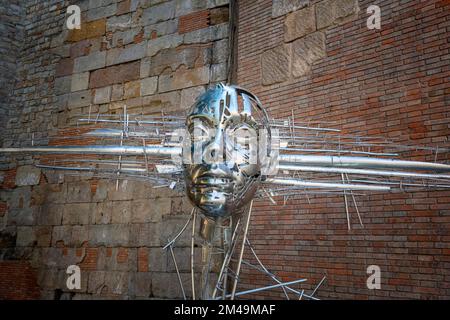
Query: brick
89,61,140,88
74,51,106,73
67,19,107,42
71,72,90,92
178,10,210,34
284,5,316,42
261,44,290,85
272,0,309,17
291,31,325,77
158,66,210,92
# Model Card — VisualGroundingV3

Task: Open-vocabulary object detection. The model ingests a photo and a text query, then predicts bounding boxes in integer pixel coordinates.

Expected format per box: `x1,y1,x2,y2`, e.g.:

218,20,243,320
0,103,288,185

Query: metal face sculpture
1,82,450,300
184,84,268,217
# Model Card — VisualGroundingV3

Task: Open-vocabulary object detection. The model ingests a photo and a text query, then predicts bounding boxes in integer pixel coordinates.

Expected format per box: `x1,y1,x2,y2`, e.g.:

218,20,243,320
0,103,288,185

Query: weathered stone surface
16,226,35,246
71,72,90,92
90,61,140,88
111,201,132,224
63,203,92,225
106,42,147,66
94,202,112,224
183,23,228,44
140,76,158,96
212,38,228,64
149,46,211,77
142,2,175,25
68,90,91,108
147,34,184,57
7,207,36,226
67,19,107,42
158,66,210,92
292,31,326,77
66,181,92,203
129,223,161,247
131,198,169,223
272,0,309,17
160,216,197,247
74,51,107,73
144,19,178,39
284,5,316,42
94,86,112,104
89,224,130,246
210,63,227,82
38,204,63,225
88,270,106,294
15,165,41,186
55,75,72,95
87,3,117,22
140,91,181,113
71,225,89,246
132,272,152,297
316,0,359,30
124,80,141,99
52,225,72,246
111,84,124,101
261,44,290,85
180,86,205,110
152,272,195,299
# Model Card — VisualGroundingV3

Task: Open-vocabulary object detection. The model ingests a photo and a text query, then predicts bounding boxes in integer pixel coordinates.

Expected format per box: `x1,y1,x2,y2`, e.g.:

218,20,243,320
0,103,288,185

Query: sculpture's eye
190,120,211,144
226,125,257,165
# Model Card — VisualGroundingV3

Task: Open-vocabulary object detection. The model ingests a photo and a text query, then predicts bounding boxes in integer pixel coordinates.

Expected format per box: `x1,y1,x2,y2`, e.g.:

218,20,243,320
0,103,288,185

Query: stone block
144,19,178,39
88,271,106,294
292,31,326,77
67,19,107,42
261,44,291,85
16,226,35,246
140,77,158,96
180,86,205,110
35,226,52,247
142,2,175,25
106,42,147,66
131,198,169,223
132,272,152,297
55,76,72,95
87,3,117,22
63,203,92,225
71,73,90,92
89,224,130,246
158,66,210,93
151,272,193,299
104,271,128,295
68,90,91,109
94,202,113,224
111,84,124,101
92,180,108,201
52,225,72,246
89,61,140,88
160,216,196,247
94,86,112,104
71,225,89,246
210,62,227,82
212,38,228,64
129,223,161,247
147,34,184,57
74,51,107,73
183,23,228,44
38,204,63,225
106,13,132,32
124,80,141,99
66,181,92,203
316,0,359,30
111,201,132,224
15,165,41,186
7,207,36,226
272,0,309,17
6,187,31,210
284,5,316,42
55,58,74,77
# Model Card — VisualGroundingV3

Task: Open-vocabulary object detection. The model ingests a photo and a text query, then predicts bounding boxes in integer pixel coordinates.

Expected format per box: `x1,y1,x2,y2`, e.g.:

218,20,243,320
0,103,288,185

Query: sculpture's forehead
187,85,253,125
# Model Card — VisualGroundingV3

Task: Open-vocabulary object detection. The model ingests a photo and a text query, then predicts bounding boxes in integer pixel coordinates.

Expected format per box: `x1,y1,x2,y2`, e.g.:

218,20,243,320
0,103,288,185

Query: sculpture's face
184,84,263,217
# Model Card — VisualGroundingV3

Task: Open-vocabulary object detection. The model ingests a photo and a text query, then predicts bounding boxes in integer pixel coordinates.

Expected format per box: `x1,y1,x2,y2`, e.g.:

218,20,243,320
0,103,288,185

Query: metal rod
191,210,197,300
168,245,186,300
231,200,253,300
265,178,391,191
217,278,308,300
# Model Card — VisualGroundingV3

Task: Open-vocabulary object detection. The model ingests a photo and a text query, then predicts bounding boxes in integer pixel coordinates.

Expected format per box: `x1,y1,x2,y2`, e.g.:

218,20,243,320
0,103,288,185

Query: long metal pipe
277,164,450,180
265,178,391,191
0,145,182,156
279,154,450,172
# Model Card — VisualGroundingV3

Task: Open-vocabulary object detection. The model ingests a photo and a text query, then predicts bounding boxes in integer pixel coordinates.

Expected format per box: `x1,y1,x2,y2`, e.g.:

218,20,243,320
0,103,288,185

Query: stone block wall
237,0,450,299
0,0,230,299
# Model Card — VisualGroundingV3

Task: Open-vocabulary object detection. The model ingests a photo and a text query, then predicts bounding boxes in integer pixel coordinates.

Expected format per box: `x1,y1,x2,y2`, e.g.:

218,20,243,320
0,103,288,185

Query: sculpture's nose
203,129,223,164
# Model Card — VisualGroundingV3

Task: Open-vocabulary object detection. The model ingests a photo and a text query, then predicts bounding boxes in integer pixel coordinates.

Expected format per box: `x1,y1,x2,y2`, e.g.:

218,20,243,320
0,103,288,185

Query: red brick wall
0,261,40,299
237,0,450,299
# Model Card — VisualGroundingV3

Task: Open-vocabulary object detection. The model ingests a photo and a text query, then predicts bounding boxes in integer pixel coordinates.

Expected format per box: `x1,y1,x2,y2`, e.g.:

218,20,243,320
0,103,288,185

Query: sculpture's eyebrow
188,115,215,128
